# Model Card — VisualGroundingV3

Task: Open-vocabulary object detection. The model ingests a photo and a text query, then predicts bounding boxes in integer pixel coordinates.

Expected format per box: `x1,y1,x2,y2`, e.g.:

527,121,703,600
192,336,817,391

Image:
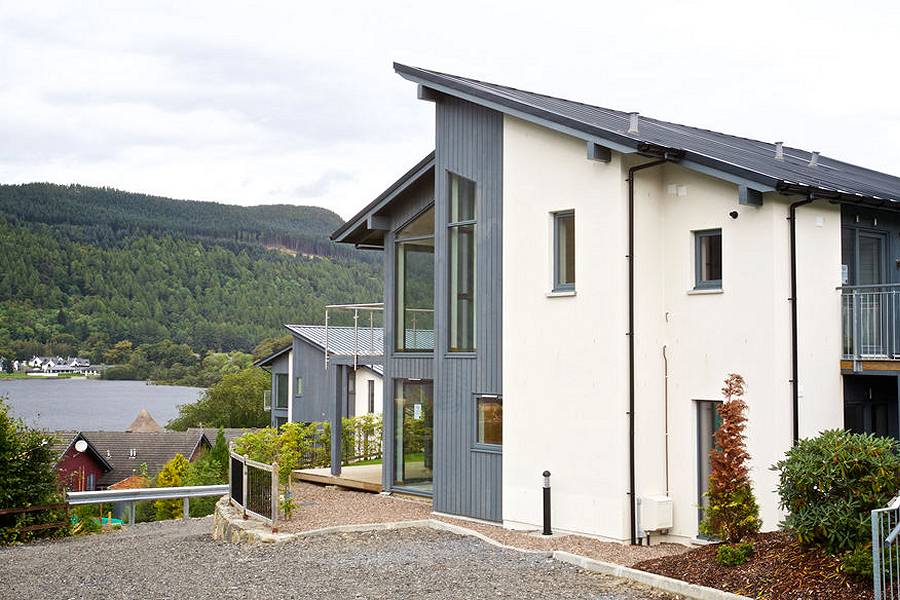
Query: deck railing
872,493,900,599
229,449,279,531
324,303,384,369
842,283,900,361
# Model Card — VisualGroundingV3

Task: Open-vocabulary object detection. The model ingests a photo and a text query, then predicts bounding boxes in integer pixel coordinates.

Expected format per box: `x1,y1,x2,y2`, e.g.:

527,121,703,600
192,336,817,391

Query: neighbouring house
126,408,164,433
52,431,112,491
186,427,254,447
26,355,97,375
81,428,210,489
325,63,900,544
255,326,384,429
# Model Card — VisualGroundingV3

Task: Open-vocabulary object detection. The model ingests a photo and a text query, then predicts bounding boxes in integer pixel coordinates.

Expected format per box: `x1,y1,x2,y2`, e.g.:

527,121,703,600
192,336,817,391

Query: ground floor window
394,379,433,494
275,416,287,428
696,399,722,530
275,373,289,409
368,379,375,414
475,395,502,447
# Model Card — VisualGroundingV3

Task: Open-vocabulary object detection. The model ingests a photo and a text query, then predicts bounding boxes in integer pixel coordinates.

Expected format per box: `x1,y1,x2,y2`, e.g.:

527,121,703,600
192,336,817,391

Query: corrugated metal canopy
395,63,900,204
285,325,385,374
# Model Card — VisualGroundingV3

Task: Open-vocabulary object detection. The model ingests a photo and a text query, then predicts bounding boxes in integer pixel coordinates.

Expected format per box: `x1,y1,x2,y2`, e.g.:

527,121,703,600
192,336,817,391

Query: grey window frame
394,205,436,353
295,375,303,397
275,373,289,409
694,229,722,290
472,393,502,453
553,210,575,292
367,379,375,414
695,398,722,536
448,172,477,353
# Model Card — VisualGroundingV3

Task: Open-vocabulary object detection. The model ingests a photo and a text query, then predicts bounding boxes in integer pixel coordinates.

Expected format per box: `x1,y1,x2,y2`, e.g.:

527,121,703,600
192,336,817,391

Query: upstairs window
475,395,502,447
449,173,477,352
395,206,435,352
275,373,289,409
553,211,575,291
694,229,722,290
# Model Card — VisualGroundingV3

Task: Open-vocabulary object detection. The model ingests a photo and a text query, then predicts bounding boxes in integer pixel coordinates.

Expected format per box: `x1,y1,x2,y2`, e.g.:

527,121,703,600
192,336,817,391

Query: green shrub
154,454,190,520
71,505,102,536
842,544,873,580
716,542,754,566
773,429,900,554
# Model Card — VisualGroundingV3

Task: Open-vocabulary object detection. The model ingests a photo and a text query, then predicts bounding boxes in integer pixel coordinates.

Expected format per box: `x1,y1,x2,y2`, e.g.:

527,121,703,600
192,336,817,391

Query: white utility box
640,495,673,531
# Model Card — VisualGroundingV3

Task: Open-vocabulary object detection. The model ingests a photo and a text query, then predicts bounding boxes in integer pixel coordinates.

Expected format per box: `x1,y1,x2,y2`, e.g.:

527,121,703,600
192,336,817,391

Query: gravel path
0,518,677,600
286,482,686,566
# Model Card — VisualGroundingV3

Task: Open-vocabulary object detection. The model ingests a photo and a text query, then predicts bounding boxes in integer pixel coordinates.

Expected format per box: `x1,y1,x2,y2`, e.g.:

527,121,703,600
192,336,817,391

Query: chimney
628,112,640,135
808,151,819,167
775,142,784,160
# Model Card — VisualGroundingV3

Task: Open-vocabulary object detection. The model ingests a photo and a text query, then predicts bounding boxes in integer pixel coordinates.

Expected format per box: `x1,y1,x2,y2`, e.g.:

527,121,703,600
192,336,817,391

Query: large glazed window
696,399,721,530
394,379,433,494
395,207,435,352
448,173,477,352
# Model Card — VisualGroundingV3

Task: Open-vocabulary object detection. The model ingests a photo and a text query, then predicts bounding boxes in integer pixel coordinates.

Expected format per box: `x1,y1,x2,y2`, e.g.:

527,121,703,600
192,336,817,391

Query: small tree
154,454,190,520
700,374,762,550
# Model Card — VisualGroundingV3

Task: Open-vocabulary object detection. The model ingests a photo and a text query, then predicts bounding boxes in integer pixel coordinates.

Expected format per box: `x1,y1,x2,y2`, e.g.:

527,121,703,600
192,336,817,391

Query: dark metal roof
395,63,900,205
82,431,210,488
284,324,384,375
331,152,435,246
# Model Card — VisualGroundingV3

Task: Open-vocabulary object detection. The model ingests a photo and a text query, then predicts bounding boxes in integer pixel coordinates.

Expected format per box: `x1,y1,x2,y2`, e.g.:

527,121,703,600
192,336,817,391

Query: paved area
0,517,676,599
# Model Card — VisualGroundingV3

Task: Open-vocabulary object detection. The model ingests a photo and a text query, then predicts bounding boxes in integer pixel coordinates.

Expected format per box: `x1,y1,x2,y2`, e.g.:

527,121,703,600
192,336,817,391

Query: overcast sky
2,1,899,219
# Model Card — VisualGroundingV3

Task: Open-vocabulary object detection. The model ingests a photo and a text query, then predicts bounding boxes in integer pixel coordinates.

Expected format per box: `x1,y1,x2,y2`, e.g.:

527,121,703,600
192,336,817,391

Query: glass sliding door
394,379,433,494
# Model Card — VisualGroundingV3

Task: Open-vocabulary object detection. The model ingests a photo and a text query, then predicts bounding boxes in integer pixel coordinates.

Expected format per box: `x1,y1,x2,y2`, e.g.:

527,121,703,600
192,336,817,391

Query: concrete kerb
212,498,751,599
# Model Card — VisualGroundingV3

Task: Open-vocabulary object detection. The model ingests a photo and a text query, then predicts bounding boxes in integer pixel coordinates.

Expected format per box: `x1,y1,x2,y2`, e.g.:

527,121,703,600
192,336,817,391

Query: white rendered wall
502,114,844,541
353,367,384,416
502,116,632,539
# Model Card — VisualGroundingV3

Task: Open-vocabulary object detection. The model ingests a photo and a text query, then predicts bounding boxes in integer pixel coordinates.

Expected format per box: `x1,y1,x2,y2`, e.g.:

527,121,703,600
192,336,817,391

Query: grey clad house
255,325,383,429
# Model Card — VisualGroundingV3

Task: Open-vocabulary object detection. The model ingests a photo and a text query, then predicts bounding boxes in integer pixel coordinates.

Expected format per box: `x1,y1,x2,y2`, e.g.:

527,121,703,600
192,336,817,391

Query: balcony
842,284,900,365
323,303,384,369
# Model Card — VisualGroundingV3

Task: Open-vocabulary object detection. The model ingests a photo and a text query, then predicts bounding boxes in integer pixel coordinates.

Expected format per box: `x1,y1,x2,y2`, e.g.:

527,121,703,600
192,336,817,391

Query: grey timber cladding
292,336,333,423
267,353,289,427
431,95,503,522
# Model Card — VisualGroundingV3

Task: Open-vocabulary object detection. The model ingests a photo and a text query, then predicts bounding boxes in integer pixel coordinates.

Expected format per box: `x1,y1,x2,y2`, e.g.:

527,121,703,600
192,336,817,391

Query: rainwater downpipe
627,157,670,546
789,195,815,445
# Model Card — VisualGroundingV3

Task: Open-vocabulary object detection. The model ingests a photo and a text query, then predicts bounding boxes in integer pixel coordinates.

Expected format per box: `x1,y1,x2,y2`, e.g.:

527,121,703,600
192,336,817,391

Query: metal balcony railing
842,283,900,360
324,303,384,369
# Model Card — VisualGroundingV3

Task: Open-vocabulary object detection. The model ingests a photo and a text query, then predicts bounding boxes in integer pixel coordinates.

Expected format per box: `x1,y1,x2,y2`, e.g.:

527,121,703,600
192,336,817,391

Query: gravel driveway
0,518,676,600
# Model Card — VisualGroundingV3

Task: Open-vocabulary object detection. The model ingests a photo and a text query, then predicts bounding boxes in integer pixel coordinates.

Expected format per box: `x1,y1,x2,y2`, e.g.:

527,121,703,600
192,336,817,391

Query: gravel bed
0,517,677,599
287,482,686,566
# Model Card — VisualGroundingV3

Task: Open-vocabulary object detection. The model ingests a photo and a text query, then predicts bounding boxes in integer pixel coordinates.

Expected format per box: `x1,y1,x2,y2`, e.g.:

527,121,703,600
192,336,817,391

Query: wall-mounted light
729,211,739,220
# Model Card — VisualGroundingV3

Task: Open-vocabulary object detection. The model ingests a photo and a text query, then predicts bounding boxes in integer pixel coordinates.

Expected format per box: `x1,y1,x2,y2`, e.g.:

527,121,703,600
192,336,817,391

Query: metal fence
68,485,228,524
873,494,900,599
842,284,900,360
229,450,279,532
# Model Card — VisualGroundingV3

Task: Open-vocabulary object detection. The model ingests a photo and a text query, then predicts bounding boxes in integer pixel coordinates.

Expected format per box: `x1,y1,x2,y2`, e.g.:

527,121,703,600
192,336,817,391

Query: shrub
154,454,190,520
716,542,754,566
841,544,873,580
773,429,900,554
699,374,762,545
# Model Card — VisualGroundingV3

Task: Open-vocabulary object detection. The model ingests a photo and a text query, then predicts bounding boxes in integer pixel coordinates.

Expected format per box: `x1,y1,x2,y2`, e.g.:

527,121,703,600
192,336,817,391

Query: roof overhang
253,344,292,368
331,151,435,247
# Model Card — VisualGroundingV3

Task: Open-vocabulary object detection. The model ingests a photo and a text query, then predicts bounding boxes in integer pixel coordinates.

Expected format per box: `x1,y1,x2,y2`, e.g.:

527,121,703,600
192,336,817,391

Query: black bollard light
542,470,552,535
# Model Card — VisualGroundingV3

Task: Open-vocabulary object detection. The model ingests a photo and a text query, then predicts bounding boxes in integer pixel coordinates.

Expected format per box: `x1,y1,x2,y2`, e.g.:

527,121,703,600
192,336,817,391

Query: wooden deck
293,464,383,493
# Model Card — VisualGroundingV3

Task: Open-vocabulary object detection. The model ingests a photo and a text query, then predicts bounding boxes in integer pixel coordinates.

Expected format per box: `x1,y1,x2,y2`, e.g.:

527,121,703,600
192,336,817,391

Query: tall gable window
395,206,435,352
694,229,722,290
448,173,477,352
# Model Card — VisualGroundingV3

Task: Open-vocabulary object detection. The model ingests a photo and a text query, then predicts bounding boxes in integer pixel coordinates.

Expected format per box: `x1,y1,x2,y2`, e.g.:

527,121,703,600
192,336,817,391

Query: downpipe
626,156,671,545
789,196,814,445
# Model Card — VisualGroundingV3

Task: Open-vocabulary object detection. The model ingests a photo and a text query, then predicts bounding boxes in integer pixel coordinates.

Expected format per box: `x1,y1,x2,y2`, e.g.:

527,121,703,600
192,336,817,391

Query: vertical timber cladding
382,173,436,492
434,96,503,522
291,336,332,423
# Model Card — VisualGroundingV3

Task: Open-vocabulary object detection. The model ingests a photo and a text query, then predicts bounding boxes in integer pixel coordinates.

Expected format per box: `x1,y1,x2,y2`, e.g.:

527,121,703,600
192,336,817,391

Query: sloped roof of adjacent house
82,431,209,488
186,427,254,446
284,324,385,375
126,408,164,433
50,431,113,472
392,63,900,205
253,344,292,368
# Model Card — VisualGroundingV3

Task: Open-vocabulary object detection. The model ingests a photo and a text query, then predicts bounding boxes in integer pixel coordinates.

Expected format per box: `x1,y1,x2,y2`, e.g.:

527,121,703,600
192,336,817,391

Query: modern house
255,325,384,429
327,63,900,543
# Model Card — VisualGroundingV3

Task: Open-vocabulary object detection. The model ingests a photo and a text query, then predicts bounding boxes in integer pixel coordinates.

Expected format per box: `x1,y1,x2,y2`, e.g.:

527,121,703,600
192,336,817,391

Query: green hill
0,183,382,362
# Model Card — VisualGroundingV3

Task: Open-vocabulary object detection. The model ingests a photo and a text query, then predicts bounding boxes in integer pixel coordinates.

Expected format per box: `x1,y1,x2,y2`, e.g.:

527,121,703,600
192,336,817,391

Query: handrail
324,302,384,370
68,485,227,505
838,283,900,291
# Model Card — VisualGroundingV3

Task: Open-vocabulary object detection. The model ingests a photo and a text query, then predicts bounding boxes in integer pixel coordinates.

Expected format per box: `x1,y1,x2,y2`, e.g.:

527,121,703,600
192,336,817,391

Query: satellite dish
74,439,88,453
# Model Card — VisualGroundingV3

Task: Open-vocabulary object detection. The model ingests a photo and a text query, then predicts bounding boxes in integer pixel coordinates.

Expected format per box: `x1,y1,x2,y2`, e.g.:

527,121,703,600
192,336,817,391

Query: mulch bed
634,531,871,599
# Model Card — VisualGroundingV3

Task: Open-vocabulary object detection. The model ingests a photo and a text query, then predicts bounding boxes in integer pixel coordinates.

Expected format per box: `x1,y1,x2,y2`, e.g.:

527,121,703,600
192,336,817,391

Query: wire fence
229,449,279,532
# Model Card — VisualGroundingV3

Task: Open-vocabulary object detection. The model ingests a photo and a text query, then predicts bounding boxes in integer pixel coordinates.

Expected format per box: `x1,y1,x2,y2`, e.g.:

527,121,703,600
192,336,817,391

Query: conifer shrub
699,374,762,564
154,454,190,520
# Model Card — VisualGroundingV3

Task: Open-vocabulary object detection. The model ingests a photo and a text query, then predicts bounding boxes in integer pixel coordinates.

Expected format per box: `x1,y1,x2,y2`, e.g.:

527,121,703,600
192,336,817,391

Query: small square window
694,229,722,289
553,211,575,291
475,395,502,446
